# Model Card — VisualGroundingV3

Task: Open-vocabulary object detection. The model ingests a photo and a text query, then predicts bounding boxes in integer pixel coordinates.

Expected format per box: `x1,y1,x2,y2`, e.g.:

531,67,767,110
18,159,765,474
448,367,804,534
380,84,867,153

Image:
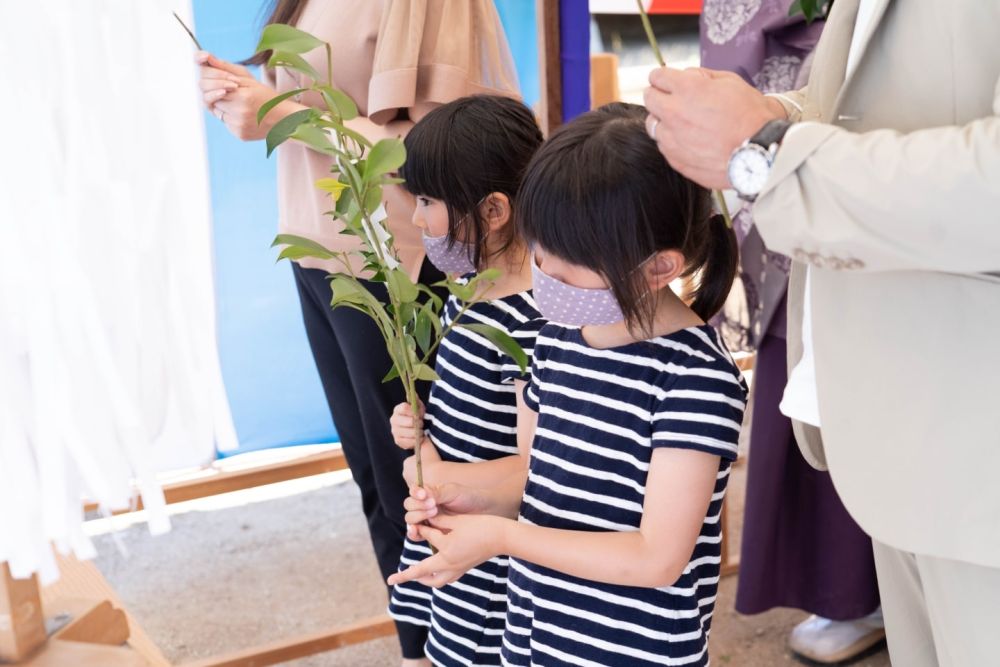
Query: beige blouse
275,0,520,277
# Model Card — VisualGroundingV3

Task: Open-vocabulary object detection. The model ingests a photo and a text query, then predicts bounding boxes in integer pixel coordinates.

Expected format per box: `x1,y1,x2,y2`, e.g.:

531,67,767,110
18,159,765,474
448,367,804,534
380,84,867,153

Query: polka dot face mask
530,254,625,326
422,231,477,277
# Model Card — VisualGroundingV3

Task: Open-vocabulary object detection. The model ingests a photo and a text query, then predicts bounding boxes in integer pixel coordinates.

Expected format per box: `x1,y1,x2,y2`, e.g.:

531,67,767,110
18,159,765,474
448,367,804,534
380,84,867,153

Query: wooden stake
0,563,47,662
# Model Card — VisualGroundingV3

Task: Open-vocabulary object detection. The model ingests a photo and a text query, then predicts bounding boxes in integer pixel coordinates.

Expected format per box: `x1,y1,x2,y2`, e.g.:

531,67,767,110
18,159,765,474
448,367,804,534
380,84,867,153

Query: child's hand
390,402,425,449
403,483,488,529
388,513,507,588
402,439,441,487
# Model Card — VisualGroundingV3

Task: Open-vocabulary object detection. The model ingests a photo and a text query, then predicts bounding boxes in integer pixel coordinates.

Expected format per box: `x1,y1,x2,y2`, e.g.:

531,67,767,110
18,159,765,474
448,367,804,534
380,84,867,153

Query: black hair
401,95,544,271
517,102,738,332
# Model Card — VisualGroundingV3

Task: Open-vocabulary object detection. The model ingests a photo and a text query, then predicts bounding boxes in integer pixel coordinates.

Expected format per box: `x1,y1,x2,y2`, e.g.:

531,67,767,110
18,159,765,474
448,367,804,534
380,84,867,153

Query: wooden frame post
536,0,562,136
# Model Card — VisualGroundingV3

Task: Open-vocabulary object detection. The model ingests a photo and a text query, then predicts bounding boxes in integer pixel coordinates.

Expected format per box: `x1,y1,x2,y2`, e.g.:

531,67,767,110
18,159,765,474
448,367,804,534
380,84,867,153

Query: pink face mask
530,255,625,326
422,231,477,276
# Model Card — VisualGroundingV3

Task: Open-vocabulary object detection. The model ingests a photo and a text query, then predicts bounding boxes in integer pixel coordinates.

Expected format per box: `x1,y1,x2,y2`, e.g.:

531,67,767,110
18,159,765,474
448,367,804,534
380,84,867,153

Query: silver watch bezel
728,141,777,202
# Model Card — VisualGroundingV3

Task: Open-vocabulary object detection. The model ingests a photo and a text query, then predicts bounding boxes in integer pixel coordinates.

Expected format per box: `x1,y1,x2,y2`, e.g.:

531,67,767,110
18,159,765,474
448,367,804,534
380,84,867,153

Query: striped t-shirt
388,288,545,666
503,323,747,667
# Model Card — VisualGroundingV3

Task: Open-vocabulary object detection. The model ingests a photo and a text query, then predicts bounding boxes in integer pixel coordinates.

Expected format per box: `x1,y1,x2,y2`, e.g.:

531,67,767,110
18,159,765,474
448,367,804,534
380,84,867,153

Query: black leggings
293,261,445,659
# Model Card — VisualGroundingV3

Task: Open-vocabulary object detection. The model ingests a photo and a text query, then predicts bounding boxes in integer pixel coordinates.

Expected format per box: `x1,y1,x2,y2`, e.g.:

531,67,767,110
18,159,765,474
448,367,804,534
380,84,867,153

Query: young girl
390,103,748,666
386,95,546,666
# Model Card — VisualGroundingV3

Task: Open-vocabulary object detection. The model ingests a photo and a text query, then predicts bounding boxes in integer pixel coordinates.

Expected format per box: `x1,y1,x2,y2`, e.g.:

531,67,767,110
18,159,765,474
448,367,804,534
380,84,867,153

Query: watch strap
749,118,792,151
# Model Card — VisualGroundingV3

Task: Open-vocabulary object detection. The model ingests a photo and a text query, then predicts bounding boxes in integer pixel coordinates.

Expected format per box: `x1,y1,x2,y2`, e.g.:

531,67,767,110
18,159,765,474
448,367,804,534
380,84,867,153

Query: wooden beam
84,449,349,516
536,0,562,135
181,615,396,667
22,640,150,667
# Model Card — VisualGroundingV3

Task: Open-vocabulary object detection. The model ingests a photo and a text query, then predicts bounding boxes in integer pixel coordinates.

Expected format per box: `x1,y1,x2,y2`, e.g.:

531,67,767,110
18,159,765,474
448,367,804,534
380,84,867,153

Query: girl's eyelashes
417,196,432,207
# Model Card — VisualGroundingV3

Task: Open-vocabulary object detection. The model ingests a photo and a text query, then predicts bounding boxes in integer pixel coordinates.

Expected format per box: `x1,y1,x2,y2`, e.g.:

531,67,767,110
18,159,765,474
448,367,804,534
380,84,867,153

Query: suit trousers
293,261,445,659
873,539,1000,667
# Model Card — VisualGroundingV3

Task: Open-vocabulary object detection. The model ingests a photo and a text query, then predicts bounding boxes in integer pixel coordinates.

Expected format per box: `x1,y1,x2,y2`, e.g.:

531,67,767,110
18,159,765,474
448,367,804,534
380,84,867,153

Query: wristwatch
727,119,792,202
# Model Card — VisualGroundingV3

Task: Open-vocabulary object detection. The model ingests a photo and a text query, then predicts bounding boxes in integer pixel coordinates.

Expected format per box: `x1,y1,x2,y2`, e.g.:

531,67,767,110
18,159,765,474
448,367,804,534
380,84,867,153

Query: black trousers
293,261,444,659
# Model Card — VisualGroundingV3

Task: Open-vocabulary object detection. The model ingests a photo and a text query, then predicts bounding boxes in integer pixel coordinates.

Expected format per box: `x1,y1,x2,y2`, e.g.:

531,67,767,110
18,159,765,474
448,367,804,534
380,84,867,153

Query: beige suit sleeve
753,79,1000,274
366,0,520,125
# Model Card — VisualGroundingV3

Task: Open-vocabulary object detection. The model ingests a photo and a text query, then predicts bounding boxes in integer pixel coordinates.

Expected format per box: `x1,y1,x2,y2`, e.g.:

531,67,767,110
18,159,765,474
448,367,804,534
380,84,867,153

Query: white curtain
0,0,237,584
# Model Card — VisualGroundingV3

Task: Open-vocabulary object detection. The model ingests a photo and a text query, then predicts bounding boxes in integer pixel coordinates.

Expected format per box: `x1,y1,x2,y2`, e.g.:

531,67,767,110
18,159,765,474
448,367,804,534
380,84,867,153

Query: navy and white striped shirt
503,323,747,667
388,288,545,666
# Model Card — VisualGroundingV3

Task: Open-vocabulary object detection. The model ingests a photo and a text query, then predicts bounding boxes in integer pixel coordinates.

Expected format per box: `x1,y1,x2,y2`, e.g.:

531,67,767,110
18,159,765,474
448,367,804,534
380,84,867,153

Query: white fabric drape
0,0,237,584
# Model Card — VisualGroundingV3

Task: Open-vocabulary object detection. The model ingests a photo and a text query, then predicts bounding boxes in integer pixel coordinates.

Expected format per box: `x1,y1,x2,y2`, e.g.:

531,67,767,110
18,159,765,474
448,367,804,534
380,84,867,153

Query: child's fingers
403,493,433,512
427,513,458,531
404,506,438,526
415,523,446,549
387,552,445,586
414,569,460,588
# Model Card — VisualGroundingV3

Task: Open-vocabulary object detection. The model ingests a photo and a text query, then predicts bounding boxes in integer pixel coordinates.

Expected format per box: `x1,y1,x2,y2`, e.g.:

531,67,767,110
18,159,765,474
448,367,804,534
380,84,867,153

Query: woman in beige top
196,2,518,664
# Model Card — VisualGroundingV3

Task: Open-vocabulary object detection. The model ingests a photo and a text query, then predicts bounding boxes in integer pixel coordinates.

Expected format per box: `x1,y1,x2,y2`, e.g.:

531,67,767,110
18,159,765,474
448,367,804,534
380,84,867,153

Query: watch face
728,144,772,197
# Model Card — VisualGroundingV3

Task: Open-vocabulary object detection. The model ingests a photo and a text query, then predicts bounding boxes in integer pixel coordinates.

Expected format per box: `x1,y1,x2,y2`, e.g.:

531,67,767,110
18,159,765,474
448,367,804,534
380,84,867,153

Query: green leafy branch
788,0,832,23
256,25,528,491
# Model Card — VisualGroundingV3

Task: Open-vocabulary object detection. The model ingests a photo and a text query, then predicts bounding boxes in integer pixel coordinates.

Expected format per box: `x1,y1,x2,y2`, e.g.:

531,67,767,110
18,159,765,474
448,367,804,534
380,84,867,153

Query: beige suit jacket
754,0,1000,567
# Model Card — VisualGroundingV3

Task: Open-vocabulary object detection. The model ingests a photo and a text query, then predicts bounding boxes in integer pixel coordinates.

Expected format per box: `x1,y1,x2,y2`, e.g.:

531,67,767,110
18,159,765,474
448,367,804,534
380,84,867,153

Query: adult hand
388,513,506,588
643,67,787,189
194,50,303,141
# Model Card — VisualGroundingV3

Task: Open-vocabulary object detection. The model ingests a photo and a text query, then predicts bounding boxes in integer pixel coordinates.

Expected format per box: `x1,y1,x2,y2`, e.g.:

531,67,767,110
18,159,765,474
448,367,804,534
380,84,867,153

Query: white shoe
789,609,886,664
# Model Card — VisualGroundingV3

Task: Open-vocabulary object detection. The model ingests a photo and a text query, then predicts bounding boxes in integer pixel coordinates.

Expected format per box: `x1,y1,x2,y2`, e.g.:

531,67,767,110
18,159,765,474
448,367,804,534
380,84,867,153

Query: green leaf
364,138,406,182
416,284,444,312
414,306,435,355
335,187,355,216
468,268,501,287
398,303,417,330
336,155,364,194
271,234,335,260
317,86,359,122
265,108,314,157
317,119,371,149
413,363,441,383
387,268,419,304
315,178,349,202
363,185,383,215
268,51,321,83
382,365,401,383
290,124,336,155
256,24,324,55
329,276,370,307
439,279,475,302
277,245,331,262
257,88,308,125
457,323,528,373
788,0,829,22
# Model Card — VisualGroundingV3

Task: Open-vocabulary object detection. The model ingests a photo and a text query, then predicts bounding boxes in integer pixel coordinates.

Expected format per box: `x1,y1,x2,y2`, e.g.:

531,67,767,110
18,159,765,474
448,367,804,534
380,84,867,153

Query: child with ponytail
390,103,747,667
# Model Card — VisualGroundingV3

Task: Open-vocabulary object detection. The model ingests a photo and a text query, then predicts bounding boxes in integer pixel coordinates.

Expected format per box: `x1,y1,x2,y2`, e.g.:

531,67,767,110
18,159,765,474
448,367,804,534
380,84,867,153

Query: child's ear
480,192,511,232
642,250,686,291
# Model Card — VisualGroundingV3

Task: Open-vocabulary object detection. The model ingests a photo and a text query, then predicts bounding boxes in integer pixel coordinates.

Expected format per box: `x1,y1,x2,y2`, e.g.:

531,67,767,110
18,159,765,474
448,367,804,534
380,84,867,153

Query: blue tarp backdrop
194,0,580,456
